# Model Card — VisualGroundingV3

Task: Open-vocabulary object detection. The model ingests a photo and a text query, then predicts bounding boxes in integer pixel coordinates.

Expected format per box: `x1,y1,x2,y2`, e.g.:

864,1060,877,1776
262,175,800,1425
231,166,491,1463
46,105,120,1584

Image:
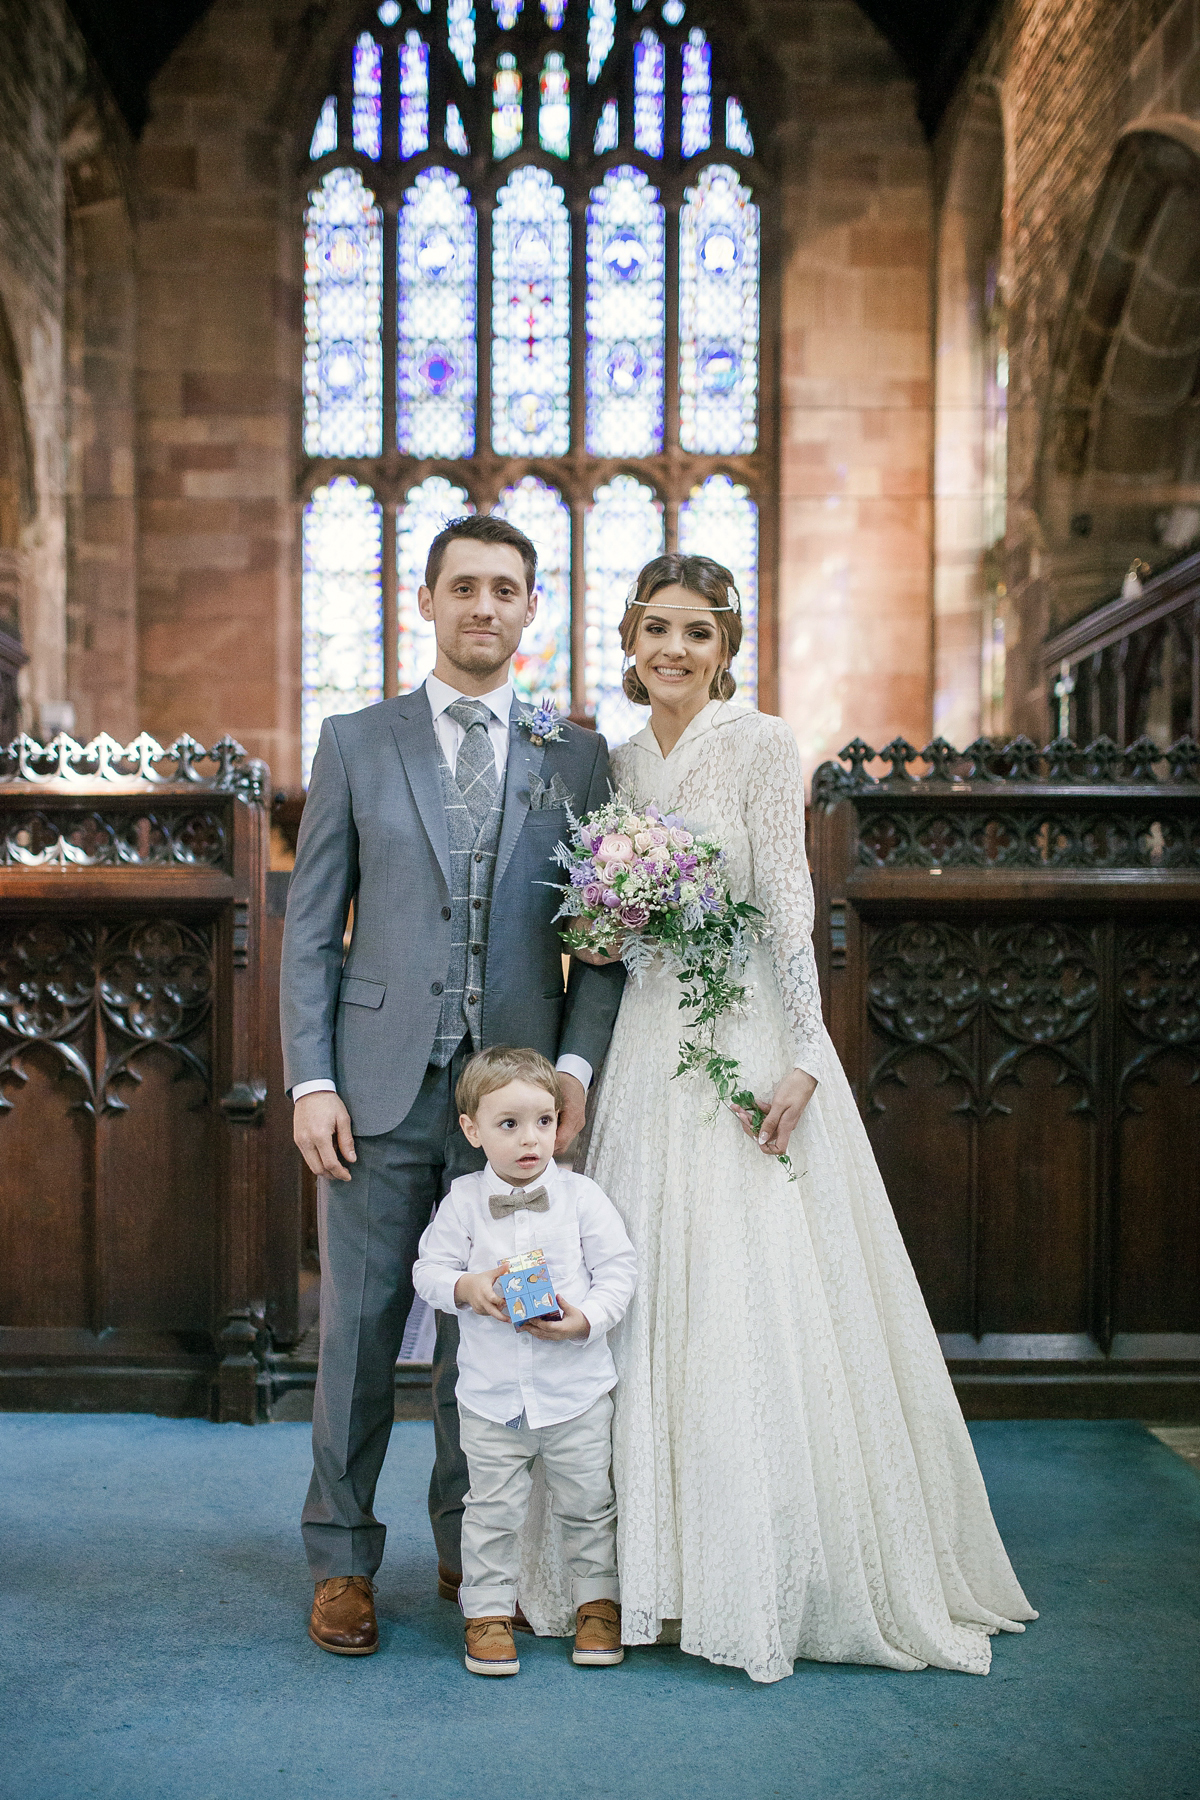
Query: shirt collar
425,671,513,727
629,698,733,760
482,1158,560,1197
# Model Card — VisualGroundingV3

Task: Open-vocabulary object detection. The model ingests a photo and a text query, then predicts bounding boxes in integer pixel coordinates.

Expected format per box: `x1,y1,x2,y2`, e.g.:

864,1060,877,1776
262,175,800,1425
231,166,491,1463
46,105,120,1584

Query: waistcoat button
474,852,483,863
472,898,482,909
467,993,478,1004
441,905,451,920
431,981,443,995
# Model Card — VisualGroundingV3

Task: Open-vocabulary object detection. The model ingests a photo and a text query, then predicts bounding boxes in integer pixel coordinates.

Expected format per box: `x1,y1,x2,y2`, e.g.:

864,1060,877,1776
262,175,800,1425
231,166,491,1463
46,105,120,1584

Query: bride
519,552,1036,1684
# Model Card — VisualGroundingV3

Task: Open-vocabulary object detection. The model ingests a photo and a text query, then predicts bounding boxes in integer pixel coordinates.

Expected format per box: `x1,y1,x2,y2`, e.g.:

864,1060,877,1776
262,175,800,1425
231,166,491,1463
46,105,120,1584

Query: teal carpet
2,1417,1197,1800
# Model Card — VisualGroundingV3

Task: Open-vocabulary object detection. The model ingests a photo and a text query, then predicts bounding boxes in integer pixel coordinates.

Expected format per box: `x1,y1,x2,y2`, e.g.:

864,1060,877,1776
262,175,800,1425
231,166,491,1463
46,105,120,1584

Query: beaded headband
624,582,741,614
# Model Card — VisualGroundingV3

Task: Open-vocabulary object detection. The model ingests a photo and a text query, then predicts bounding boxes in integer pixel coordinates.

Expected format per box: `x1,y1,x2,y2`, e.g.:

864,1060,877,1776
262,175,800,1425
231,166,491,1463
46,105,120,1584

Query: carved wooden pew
0,732,281,1423
811,732,1200,1419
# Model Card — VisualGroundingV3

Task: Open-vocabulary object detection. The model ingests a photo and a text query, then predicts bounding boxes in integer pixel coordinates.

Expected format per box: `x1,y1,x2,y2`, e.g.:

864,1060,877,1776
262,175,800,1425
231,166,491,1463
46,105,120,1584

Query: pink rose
582,882,603,909
619,903,650,929
647,826,669,847
599,833,634,863
668,827,693,849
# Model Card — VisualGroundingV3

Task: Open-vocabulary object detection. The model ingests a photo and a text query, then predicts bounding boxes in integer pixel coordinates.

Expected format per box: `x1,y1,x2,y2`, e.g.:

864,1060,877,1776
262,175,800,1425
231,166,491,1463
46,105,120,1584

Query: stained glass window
302,479,383,781
304,167,383,457
309,95,336,160
446,103,470,155
679,473,758,702
397,168,476,458
586,166,664,456
539,53,570,158
399,34,430,157
397,476,474,692
494,477,571,709
352,33,382,160
633,31,664,158
492,53,523,158
492,166,570,455
301,4,767,763
679,164,758,454
681,29,711,157
448,0,475,83
725,97,753,156
594,99,618,154
585,474,665,742
588,0,616,81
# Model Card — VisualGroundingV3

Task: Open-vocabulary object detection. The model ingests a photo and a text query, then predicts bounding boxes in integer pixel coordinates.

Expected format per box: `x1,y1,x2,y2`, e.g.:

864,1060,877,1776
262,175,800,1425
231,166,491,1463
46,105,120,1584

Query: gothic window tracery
301,0,768,779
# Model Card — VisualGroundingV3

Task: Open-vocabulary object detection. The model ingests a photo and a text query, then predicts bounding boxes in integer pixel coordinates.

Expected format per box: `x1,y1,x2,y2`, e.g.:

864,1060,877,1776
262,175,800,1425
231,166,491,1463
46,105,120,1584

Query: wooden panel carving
0,732,281,1422
812,733,1200,1419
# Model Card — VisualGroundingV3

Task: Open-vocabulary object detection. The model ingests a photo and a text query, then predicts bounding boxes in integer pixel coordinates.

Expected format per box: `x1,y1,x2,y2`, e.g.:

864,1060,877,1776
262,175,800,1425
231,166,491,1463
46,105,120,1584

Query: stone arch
932,82,1006,745
1040,118,1200,557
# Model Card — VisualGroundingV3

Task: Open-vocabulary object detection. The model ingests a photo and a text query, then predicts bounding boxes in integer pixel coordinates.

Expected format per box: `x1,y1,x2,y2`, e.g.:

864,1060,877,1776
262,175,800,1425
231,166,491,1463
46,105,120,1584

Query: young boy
413,1045,636,1677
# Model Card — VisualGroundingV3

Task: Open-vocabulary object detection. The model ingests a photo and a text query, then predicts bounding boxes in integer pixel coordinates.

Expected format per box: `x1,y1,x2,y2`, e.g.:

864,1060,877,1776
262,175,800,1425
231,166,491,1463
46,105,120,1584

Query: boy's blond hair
455,1045,564,1120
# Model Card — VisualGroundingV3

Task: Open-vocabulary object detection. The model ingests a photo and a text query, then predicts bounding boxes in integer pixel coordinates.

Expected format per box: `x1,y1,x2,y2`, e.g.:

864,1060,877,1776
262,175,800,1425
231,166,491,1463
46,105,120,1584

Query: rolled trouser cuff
573,1576,620,1607
460,1584,517,1619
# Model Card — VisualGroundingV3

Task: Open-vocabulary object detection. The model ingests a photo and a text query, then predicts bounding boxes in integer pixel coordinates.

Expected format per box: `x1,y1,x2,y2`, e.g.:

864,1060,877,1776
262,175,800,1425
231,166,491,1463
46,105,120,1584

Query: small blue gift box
499,1249,562,1326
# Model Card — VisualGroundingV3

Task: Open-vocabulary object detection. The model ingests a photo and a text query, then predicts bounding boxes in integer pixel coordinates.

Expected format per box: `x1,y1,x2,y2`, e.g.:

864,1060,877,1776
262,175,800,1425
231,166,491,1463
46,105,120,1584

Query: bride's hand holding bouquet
553,794,799,1174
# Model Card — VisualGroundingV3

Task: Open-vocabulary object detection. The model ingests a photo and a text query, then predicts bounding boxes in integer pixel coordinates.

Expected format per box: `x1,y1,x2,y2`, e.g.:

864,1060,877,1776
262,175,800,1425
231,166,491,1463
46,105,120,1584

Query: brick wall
955,0,1200,736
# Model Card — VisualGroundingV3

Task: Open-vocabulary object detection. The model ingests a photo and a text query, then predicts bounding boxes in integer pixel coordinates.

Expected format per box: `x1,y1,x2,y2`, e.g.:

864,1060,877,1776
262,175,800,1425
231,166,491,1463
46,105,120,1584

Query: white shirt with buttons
413,1157,637,1430
291,672,593,1102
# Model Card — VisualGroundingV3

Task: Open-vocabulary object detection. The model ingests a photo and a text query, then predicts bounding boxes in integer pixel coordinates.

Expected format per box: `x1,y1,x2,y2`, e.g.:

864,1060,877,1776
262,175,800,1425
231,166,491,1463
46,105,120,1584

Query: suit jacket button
441,905,452,920
474,852,484,863
431,981,443,995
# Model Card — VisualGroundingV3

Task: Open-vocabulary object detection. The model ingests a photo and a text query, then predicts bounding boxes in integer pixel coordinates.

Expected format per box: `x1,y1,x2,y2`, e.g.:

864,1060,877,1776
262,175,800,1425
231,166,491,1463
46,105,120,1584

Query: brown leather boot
573,1598,624,1666
309,1576,379,1655
464,1614,520,1676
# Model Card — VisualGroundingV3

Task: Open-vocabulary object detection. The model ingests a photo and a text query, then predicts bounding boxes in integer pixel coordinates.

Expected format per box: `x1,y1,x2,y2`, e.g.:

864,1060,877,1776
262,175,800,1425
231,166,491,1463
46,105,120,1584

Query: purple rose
619,904,650,929
582,882,603,908
601,889,622,909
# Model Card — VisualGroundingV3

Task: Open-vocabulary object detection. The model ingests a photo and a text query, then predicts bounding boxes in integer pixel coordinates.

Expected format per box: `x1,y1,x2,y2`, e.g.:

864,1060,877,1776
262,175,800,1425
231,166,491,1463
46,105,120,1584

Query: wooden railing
811,731,1200,1419
1043,548,1200,746
0,732,293,1423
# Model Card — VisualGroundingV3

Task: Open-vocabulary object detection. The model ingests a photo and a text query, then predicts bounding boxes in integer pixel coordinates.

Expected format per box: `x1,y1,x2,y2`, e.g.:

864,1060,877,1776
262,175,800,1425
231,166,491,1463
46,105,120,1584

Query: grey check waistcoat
429,751,507,1067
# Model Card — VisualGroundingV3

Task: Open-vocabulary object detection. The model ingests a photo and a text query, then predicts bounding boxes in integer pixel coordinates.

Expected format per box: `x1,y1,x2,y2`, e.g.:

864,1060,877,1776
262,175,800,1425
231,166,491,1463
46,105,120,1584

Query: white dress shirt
413,1159,637,1430
292,673,592,1101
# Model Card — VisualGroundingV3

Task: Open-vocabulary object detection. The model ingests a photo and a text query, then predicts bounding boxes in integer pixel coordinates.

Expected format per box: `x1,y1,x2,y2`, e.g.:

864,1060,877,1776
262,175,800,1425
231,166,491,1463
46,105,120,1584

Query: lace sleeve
741,717,824,1082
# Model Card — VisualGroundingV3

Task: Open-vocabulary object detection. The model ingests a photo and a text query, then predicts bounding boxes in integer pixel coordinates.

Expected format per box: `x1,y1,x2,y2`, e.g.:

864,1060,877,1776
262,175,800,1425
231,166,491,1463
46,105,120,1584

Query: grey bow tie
488,1185,550,1220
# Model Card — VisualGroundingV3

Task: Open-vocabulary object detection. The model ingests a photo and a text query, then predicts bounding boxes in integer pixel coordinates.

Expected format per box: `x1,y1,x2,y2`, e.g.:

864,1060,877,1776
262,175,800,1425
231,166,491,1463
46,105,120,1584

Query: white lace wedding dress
518,699,1036,1683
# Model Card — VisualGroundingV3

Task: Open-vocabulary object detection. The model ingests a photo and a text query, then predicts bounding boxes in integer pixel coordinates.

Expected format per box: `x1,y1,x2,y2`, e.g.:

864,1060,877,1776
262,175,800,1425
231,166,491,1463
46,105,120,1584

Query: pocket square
527,772,573,812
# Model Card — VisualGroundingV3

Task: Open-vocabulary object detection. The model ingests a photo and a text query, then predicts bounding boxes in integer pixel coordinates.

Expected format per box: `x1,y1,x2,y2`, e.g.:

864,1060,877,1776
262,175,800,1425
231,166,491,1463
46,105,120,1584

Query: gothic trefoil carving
0,919,214,1115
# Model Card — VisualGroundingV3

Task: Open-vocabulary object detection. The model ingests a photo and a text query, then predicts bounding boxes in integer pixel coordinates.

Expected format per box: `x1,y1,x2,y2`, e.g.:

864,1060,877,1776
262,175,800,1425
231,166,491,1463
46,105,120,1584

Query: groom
280,514,624,1655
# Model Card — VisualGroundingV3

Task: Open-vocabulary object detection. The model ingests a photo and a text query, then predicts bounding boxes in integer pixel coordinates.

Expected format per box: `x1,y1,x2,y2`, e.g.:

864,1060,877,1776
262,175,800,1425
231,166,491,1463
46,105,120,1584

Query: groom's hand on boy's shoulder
293,1091,357,1182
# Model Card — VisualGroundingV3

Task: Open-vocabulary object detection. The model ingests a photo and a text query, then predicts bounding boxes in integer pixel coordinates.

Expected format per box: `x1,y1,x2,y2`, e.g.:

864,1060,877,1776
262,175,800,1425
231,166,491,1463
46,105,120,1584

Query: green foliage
669,899,795,1179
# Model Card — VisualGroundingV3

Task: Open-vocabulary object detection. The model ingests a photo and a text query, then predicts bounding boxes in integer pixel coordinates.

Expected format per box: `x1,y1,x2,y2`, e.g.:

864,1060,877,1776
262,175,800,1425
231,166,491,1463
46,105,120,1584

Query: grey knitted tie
446,698,499,835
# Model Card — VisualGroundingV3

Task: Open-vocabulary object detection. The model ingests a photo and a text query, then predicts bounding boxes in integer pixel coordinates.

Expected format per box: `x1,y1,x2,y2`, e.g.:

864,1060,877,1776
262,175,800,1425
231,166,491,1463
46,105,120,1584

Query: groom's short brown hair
424,515,538,598
456,1045,563,1120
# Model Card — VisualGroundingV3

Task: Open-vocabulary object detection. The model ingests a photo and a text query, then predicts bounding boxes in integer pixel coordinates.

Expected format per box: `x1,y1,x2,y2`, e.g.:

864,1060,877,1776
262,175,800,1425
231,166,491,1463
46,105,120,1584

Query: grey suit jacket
280,686,626,1138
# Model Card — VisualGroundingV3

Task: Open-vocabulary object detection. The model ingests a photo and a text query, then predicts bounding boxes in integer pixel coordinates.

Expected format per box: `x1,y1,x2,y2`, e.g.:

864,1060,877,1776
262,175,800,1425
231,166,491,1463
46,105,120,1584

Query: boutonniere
517,699,566,748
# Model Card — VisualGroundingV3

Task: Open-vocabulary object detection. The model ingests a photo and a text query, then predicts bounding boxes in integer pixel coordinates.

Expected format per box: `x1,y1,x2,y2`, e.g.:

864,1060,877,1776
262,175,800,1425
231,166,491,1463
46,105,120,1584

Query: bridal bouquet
552,795,794,1175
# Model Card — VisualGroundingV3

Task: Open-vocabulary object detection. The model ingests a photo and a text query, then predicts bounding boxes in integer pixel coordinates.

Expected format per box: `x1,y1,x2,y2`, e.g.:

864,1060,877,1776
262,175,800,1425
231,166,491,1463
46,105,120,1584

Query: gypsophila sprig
552,792,795,1178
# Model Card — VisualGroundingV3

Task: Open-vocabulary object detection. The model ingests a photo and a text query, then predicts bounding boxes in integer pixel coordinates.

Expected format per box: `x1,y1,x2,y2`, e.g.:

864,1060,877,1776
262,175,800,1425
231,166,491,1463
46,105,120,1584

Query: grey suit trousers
301,1040,482,1581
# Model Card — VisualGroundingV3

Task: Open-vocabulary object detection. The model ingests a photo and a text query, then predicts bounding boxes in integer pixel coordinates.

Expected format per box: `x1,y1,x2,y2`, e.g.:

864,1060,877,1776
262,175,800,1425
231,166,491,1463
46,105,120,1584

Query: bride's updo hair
619,553,743,706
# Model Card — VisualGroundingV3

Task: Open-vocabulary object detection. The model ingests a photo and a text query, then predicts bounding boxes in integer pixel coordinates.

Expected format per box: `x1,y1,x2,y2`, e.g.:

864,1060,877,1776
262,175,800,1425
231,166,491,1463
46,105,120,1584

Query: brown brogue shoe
464,1615,520,1676
437,1562,461,1604
309,1576,379,1655
573,1598,624,1666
